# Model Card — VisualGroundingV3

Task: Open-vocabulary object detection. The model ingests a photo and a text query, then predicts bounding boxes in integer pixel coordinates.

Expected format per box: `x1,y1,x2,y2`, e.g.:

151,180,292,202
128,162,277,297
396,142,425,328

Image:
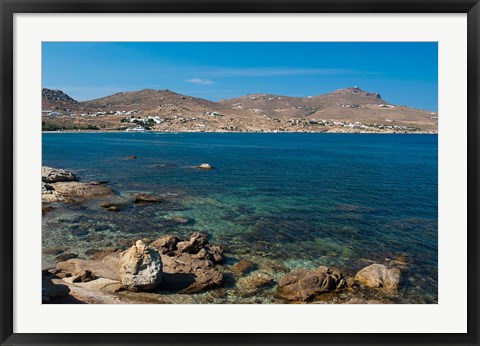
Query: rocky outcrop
54,232,225,295
52,182,112,199
42,181,112,204
42,166,77,183
277,266,346,301
42,88,78,104
119,240,163,292
354,264,400,289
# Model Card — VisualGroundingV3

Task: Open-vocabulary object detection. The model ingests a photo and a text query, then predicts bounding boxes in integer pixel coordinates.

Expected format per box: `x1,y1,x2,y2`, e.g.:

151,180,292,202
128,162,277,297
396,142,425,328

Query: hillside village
41,87,438,133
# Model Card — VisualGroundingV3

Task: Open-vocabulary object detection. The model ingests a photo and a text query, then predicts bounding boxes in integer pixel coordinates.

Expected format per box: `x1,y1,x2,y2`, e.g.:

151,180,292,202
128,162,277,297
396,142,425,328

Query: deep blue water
42,132,438,303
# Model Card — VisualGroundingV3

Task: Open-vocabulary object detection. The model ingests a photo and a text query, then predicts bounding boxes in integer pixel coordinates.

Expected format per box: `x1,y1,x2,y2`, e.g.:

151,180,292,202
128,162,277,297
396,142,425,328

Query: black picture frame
1,1,479,345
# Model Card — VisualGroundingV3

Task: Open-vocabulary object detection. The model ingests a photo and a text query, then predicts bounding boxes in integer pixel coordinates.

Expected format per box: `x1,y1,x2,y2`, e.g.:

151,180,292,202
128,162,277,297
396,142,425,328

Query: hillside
42,87,438,133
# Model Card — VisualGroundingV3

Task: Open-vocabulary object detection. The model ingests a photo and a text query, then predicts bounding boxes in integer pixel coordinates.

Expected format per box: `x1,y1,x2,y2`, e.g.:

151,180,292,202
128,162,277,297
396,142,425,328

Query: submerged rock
134,193,163,204
43,247,67,256
55,253,78,262
101,202,121,212
42,166,77,183
354,264,400,289
232,259,256,276
236,272,275,297
119,240,163,292
277,266,346,301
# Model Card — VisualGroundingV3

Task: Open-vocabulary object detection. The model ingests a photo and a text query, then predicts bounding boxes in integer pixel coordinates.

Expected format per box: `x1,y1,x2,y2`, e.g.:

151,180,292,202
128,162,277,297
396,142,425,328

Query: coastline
42,129,438,135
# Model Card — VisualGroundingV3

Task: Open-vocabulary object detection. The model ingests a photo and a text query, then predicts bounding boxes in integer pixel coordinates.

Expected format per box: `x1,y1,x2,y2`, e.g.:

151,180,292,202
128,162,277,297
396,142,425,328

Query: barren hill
42,87,438,133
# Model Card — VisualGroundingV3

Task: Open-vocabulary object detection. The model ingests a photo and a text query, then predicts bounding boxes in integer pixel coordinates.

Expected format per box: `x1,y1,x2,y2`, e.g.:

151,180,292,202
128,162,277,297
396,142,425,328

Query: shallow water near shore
42,132,438,303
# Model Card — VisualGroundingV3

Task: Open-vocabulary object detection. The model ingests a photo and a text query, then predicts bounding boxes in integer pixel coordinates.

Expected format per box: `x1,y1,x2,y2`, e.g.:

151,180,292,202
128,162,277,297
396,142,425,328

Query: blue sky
42,42,438,111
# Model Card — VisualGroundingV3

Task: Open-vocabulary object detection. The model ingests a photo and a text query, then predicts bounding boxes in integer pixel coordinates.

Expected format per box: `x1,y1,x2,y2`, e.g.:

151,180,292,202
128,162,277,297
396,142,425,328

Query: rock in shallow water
354,264,400,289
134,193,163,204
119,240,163,292
232,259,256,276
197,163,213,170
277,266,345,301
236,272,275,297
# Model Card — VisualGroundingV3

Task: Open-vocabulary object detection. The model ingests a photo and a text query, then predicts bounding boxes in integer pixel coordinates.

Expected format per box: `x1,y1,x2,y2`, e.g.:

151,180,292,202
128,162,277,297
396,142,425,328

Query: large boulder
277,266,345,301
354,264,400,289
119,240,163,291
42,166,77,183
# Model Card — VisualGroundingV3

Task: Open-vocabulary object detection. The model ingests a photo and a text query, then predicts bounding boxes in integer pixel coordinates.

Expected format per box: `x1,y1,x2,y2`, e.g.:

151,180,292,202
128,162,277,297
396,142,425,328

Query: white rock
119,240,163,291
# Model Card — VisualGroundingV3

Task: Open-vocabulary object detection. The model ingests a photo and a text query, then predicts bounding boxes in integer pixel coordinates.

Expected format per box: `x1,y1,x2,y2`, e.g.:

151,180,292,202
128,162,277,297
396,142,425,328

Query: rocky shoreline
42,166,406,304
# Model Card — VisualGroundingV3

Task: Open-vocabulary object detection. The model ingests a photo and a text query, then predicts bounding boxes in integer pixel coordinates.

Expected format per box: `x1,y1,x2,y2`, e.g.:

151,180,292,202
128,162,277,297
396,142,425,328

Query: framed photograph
1,0,479,345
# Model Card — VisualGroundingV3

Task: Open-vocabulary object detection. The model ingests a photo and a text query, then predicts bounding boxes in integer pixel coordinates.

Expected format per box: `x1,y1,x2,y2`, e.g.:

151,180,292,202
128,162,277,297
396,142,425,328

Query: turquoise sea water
42,132,438,303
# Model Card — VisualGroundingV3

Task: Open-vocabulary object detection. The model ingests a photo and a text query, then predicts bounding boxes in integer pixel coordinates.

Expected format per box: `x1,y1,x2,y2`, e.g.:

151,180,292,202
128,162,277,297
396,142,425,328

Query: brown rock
277,266,345,301
232,259,256,276
43,247,67,256
355,264,400,289
176,232,209,254
208,245,224,263
55,253,78,262
134,193,163,204
51,182,113,200
160,253,223,293
100,202,120,212
72,270,96,283
150,235,179,254
57,254,121,281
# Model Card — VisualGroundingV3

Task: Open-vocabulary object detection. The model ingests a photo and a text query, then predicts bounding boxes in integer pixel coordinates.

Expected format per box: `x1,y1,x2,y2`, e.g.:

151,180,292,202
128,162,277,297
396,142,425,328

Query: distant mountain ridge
41,86,438,132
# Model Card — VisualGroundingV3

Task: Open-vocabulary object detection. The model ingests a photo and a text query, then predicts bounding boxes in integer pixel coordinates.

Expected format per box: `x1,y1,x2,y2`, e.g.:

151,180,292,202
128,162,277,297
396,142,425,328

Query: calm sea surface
42,132,438,303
